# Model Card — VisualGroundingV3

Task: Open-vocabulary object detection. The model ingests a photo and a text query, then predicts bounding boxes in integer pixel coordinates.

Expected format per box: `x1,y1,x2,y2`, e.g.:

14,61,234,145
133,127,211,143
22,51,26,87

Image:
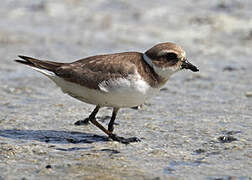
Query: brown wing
54,52,142,90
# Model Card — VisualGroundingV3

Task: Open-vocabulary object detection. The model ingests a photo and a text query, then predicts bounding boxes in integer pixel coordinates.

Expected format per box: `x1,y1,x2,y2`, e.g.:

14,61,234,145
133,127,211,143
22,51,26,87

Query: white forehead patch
181,51,186,58
157,50,176,57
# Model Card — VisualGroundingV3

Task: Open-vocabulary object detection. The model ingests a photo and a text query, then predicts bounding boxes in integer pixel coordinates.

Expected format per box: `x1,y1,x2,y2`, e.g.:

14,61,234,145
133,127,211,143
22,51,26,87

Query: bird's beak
181,59,199,72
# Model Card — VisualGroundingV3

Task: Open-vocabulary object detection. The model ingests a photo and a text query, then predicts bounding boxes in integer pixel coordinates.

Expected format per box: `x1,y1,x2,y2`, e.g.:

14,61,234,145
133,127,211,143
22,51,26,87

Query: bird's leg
74,105,100,125
107,108,141,144
90,117,112,137
83,106,140,144
108,108,119,132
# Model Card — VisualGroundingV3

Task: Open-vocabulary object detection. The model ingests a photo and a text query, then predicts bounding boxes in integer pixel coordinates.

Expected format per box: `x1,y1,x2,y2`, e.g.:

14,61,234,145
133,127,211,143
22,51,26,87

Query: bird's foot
109,134,141,144
74,118,90,126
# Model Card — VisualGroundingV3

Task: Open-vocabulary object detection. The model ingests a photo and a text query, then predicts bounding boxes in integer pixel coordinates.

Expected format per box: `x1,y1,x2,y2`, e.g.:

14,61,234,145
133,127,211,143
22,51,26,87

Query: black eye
165,53,178,60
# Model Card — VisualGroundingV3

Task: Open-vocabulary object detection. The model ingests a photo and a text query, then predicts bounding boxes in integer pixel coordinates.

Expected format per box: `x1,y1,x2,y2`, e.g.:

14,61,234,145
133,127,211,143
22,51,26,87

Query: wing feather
54,52,141,90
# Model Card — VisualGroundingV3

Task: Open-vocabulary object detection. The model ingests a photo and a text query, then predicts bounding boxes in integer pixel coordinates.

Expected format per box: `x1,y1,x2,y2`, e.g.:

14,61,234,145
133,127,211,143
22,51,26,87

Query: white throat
143,53,178,80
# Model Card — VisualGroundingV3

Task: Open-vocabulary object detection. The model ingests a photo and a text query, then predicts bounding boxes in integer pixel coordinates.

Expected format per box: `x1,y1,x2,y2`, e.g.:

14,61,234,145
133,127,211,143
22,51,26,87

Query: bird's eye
165,53,178,61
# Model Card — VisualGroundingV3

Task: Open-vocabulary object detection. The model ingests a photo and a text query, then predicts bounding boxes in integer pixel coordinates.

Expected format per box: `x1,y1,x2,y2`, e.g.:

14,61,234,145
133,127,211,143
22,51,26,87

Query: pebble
245,92,252,97
45,165,52,169
218,136,237,143
223,66,237,71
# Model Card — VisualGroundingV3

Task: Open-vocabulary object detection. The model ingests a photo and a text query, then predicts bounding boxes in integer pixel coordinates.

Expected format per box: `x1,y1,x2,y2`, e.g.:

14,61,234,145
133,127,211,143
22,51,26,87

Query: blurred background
1,0,251,59
0,0,252,179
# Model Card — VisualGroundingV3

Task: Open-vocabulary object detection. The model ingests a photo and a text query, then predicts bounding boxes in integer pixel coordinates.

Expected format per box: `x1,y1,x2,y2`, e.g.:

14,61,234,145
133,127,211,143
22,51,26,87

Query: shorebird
15,42,199,144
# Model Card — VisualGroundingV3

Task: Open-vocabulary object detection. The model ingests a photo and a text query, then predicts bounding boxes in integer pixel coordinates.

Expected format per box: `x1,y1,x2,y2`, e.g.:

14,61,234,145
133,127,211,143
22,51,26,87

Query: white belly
51,75,159,108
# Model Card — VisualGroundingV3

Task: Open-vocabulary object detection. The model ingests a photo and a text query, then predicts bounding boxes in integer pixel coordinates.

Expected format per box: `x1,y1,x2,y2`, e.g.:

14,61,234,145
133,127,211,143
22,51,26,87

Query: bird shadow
0,129,108,144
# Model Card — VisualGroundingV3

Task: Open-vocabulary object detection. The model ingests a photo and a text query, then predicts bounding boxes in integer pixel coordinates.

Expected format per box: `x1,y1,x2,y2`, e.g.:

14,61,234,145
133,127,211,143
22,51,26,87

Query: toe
74,118,90,126
109,134,141,144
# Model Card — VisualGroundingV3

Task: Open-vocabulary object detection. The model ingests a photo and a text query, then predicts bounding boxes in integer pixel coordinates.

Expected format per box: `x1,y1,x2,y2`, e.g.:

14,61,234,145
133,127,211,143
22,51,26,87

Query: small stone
45,165,52,169
245,92,252,97
195,148,206,154
160,87,168,91
101,149,120,154
218,136,237,143
66,138,77,143
223,66,237,71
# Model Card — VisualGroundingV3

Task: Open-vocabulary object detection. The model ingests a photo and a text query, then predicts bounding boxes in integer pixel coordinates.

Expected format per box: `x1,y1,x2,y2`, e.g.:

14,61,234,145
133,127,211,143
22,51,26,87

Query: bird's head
143,42,199,80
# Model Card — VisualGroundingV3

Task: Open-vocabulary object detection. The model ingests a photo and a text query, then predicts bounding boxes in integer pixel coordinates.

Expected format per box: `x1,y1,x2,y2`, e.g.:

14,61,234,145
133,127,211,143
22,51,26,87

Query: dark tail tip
18,55,37,61
15,59,32,65
18,55,27,59
15,55,36,66
15,55,61,70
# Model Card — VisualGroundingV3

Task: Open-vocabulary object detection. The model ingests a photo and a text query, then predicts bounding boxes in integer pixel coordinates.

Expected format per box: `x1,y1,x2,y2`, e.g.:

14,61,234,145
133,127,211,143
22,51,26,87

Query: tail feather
15,55,63,72
15,59,33,66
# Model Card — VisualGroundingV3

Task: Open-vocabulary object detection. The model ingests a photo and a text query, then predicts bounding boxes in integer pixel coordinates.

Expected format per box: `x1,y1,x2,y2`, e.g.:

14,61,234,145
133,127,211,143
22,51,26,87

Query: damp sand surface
0,0,252,179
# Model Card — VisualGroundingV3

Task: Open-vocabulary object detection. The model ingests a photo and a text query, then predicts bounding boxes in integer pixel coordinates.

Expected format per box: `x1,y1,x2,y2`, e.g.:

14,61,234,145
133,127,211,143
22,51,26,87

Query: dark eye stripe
165,53,178,60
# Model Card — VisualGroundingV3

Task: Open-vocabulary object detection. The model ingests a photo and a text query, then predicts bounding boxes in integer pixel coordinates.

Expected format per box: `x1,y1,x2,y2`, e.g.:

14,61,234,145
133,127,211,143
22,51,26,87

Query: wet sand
0,0,252,179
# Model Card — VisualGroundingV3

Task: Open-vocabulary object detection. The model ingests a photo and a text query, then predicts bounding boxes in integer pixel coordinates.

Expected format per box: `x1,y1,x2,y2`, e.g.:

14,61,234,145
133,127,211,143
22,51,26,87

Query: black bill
181,59,199,72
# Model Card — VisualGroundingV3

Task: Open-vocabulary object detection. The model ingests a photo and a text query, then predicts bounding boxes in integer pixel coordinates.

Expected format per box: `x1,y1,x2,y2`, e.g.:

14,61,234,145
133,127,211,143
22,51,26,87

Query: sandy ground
0,0,252,179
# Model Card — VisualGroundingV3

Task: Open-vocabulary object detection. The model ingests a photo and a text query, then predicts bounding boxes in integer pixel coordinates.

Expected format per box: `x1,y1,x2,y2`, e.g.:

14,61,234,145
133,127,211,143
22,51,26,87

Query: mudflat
0,0,252,179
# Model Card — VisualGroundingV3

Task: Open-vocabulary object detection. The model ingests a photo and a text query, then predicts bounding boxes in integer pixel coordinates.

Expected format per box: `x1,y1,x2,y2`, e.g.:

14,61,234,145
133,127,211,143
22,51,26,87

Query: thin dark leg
107,108,140,144
108,108,119,132
74,106,100,125
83,106,141,144
90,116,140,144
90,118,112,136
88,105,100,120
